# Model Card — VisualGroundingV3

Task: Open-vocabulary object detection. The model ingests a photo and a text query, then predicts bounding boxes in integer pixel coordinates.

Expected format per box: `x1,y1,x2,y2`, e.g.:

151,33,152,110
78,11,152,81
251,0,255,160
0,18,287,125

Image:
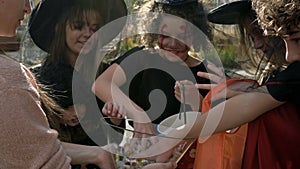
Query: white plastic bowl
157,111,201,135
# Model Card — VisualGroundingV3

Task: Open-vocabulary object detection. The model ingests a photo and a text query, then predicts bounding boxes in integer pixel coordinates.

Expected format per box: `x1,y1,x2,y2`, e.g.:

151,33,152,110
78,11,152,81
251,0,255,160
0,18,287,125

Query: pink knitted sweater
0,55,71,169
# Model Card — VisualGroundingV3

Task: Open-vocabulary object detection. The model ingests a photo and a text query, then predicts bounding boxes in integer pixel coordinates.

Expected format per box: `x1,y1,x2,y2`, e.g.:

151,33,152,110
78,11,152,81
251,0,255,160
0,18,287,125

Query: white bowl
157,111,201,135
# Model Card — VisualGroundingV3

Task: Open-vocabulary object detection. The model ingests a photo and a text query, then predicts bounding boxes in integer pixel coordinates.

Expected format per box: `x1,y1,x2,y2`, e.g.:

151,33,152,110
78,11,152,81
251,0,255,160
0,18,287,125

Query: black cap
208,0,251,24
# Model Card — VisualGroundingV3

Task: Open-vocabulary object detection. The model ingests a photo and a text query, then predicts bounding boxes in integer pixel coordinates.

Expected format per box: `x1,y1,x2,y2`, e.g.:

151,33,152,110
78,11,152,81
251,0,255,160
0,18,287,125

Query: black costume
36,61,111,146
266,61,300,115
36,62,95,144
114,46,210,124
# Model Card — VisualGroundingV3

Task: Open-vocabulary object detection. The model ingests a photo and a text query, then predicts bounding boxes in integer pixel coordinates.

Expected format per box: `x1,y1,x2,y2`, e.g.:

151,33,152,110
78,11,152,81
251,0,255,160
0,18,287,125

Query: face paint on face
158,16,191,62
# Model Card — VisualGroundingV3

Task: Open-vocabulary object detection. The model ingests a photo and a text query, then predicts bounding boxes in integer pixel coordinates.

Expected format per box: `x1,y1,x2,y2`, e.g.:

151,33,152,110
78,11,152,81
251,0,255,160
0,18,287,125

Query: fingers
174,81,181,101
206,63,224,78
117,104,125,118
174,80,195,95
174,80,194,89
102,102,113,116
174,93,181,102
175,80,194,87
195,83,217,90
197,62,226,85
197,71,225,84
102,102,125,118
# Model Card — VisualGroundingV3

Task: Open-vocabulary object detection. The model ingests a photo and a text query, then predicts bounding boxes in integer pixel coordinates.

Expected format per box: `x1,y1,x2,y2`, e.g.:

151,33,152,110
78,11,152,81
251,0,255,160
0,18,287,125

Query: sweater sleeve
0,58,71,169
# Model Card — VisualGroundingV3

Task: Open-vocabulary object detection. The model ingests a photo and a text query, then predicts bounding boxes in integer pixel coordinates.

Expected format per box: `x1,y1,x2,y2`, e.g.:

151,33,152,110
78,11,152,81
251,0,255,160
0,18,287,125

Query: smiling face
65,11,101,61
158,16,191,62
0,0,31,36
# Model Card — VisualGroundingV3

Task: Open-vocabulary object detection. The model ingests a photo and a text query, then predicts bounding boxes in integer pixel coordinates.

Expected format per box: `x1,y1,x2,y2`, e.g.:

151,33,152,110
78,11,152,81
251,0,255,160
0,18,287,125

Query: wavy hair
137,0,211,52
252,0,300,36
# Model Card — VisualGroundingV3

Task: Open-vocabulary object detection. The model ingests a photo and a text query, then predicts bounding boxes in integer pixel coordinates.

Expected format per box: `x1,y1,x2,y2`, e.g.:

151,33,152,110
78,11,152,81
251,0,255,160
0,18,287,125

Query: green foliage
216,45,241,69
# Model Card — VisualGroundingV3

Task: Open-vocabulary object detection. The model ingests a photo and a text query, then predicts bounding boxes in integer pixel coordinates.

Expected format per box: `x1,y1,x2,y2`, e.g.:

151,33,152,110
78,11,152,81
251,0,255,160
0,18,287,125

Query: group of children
0,0,299,168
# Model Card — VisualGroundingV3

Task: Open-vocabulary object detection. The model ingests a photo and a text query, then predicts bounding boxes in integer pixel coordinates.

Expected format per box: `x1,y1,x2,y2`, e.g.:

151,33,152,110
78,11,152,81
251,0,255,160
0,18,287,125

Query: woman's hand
174,80,202,111
103,101,156,139
130,122,157,152
89,144,117,169
133,122,156,137
62,143,116,169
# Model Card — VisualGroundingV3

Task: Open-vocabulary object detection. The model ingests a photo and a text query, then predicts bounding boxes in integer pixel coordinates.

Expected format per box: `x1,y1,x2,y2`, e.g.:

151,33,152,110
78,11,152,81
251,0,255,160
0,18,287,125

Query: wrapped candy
115,143,155,169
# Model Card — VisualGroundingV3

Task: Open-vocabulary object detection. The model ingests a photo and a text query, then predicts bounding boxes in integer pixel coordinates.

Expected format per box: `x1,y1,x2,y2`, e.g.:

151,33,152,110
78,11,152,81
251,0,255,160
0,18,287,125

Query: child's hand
102,102,126,125
174,80,202,111
196,62,226,90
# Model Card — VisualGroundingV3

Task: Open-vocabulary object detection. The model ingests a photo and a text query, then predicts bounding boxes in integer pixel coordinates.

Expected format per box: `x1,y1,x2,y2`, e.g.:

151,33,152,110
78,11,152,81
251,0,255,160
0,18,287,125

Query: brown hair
252,0,300,36
137,0,211,52
38,85,63,125
46,2,102,65
235,6,286,83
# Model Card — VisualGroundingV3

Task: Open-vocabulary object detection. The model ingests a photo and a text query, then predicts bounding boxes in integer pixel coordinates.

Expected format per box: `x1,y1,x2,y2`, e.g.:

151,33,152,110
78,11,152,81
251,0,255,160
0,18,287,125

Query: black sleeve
38,62,74,108
193,60,210,97
267,61,300,102
113,46,145,64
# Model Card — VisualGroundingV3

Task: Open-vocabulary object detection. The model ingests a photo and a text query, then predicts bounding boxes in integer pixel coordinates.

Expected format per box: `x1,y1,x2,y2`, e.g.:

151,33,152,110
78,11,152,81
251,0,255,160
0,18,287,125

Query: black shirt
267,61,300,115
114,47,210,124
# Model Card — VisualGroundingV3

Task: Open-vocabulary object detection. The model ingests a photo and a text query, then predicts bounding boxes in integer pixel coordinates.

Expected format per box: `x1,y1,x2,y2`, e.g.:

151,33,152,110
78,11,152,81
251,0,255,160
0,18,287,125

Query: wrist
85,146,100,165
131,112,151,124
90,145,117,167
